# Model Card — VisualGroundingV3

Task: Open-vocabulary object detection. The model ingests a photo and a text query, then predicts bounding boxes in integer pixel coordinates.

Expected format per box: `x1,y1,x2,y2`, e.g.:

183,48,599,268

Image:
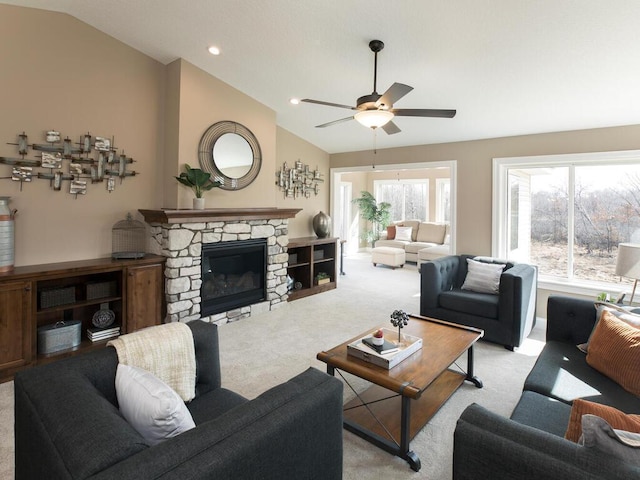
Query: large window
494,151,640,289
374,180,428,222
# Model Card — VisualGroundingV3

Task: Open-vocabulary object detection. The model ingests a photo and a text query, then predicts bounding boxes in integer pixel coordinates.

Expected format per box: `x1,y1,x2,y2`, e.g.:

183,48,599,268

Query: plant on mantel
175,164,221,209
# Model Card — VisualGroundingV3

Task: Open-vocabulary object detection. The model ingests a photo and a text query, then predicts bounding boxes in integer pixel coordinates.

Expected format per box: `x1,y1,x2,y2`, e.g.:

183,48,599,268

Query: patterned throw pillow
461,258,506,295
586,310,640,397
565,398,640,442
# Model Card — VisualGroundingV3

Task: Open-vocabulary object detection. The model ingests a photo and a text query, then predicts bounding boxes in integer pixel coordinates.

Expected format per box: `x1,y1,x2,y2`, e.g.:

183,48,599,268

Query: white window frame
373,179,429,222
493,149,640,296
435,178,450,223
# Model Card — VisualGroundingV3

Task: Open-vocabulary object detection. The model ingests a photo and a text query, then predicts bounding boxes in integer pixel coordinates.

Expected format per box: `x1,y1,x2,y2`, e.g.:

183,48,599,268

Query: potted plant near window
175,164,221,210
352,191,392,248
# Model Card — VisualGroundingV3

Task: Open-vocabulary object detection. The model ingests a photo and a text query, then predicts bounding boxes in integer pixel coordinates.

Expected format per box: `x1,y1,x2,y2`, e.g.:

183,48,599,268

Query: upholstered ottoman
372,246,405,269
417,244,451,267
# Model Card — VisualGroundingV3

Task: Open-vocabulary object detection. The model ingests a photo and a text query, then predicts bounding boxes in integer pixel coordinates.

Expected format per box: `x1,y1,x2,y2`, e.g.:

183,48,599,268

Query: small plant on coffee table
390,309,410,344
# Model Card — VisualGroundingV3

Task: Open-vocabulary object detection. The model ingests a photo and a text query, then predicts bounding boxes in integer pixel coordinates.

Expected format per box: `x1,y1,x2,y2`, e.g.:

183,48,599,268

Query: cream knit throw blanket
108,322,196,402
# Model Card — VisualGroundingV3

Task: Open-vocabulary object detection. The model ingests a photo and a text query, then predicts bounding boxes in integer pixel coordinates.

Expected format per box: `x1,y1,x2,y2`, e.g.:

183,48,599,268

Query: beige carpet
0,253,545,479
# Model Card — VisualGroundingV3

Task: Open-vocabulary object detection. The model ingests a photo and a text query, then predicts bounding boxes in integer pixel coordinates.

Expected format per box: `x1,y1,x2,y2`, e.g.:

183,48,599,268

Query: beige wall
0,5,165,266
332,125,640,256
0,5,329,266
275,127,331,238
166,59,278,210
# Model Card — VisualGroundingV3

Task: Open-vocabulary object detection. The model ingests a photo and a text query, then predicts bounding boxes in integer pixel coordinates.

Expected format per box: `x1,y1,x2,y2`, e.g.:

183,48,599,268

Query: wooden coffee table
317,315,483,471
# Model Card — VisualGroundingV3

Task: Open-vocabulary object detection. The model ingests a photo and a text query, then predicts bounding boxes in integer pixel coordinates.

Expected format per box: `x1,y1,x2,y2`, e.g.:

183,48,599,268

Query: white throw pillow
115,364,195,445
461,258,506,295
395,226,413,242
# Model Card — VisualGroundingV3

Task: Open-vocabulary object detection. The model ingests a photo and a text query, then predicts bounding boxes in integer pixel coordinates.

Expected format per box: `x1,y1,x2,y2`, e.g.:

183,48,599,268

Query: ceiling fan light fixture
354,110,394,129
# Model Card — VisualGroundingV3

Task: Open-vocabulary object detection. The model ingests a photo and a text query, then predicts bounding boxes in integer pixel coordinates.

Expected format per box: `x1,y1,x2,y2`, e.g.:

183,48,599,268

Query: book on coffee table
362,337,399,355
347,329,423,369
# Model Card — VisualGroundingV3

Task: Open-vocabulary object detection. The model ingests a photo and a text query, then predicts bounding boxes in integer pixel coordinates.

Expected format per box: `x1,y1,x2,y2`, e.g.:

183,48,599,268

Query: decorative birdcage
112,213,146,259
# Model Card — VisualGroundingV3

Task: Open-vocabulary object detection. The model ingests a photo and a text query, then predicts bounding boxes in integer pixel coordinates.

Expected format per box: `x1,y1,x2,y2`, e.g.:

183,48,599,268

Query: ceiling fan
301,40,456,135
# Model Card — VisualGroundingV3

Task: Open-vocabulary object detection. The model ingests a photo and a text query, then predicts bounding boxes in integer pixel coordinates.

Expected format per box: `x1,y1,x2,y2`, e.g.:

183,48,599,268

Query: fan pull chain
372,128,378,168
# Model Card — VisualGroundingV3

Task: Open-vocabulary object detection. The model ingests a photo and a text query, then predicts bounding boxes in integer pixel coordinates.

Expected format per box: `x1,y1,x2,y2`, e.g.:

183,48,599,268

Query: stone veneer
139,208,300,326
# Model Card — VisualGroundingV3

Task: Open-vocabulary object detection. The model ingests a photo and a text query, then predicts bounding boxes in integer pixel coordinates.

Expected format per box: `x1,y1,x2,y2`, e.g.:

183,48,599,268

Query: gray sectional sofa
374,219,450,263
14,320,344,480
453,295,640,480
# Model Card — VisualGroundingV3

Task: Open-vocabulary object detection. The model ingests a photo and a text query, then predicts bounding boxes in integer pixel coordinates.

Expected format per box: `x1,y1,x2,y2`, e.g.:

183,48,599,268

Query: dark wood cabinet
0,281,32,377
287,237,337,301
0,255,165,382
127,263,164,332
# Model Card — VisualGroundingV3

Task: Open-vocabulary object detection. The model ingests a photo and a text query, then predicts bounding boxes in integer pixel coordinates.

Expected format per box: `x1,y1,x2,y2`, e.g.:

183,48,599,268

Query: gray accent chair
452,295,640,480
14,320,343,480
420,254,537,350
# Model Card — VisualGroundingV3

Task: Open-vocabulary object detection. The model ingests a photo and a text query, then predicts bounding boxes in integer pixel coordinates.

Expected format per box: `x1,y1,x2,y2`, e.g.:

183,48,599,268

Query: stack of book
87,325,121,342
347,328,423,369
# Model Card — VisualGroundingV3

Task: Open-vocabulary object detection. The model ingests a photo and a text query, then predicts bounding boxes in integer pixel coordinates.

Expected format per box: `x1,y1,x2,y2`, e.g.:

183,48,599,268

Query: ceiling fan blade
382,121,401,135
315,116,354,128
301,99,356,110
376,83,414,108
392,108,457,118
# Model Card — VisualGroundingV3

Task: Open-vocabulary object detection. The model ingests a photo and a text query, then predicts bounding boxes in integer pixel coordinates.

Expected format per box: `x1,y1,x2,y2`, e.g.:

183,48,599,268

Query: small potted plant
315,272,330,285
175,164,221,210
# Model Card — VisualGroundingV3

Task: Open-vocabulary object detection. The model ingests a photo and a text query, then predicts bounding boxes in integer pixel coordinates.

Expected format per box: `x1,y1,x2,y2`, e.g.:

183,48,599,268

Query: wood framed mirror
198,121,262,190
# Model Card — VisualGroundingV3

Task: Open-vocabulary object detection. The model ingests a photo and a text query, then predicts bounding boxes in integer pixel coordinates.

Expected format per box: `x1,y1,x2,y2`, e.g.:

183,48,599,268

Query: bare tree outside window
514,163,640,285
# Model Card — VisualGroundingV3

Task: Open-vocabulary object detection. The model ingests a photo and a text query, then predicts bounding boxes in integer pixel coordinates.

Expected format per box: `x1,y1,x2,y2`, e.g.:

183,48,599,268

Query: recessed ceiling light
289,98,300,105
208,46,220,55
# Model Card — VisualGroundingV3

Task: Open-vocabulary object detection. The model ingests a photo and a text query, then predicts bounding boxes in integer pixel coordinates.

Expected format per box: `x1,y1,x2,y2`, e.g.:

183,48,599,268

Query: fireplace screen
201,239,267,316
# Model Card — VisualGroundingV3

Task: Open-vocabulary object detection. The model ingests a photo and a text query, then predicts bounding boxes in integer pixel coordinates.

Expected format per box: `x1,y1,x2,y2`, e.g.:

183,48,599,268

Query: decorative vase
312,211,331,238
92,304,115,328
193,197,205,210
0,197,15,272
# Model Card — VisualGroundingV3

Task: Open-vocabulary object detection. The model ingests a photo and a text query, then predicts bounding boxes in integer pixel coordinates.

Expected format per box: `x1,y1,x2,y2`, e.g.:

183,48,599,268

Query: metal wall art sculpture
275,159,323,199
1,130,138,197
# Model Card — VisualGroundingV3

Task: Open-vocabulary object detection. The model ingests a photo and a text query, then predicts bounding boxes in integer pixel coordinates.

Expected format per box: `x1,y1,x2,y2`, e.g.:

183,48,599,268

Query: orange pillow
565,399,640,442
386,226,396,240
586,310,640,397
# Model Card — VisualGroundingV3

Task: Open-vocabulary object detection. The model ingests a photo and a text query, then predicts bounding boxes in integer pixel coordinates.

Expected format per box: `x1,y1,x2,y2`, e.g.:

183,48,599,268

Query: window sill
538,277,631,299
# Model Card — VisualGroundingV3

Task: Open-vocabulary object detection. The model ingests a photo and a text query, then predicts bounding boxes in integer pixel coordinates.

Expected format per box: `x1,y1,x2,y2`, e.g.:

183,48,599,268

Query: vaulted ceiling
5,0,640,154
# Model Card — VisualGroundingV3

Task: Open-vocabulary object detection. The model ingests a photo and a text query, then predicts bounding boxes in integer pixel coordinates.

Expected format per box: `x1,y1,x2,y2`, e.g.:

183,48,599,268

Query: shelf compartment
287,236,337,302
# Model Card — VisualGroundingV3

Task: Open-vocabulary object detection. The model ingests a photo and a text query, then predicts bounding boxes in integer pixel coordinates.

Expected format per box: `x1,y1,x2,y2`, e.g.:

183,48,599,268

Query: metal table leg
465,345,483,388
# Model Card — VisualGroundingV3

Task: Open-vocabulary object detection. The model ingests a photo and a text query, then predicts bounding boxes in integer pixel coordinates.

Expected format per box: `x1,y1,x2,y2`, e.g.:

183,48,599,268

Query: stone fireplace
139,208,300,325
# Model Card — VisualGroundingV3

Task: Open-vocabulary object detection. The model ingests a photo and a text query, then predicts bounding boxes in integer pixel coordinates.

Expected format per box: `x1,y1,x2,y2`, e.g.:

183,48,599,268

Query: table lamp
615,243,640,305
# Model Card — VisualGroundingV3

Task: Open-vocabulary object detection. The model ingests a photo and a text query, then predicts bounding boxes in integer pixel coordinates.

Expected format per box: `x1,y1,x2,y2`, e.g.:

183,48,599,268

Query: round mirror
212,133,253,178
198,121,262,190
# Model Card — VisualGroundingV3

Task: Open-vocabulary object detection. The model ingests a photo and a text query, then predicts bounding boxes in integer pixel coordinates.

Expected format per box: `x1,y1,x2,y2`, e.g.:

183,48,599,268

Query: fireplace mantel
139,207,301,224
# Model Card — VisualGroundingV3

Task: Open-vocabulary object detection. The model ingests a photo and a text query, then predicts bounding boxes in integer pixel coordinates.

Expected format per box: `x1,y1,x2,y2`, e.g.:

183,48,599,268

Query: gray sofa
420,254,537,350
375,220,450,263
14,320,343,480
453,295,640,480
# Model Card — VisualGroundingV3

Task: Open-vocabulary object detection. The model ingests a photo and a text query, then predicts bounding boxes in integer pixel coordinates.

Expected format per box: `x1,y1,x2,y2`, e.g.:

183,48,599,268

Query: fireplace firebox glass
201,239,267,316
